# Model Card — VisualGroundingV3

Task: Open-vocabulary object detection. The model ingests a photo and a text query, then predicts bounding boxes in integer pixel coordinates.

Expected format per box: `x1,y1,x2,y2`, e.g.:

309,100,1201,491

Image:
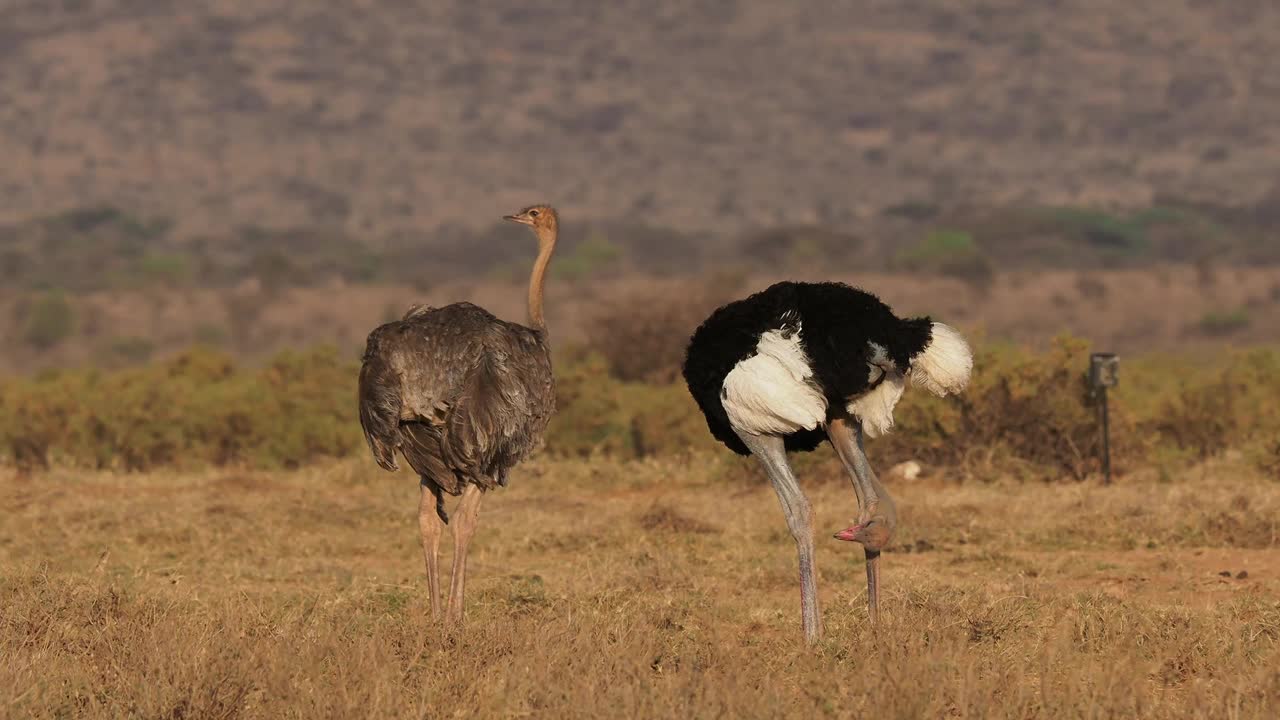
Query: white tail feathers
846,370,905,438
908,323,973,397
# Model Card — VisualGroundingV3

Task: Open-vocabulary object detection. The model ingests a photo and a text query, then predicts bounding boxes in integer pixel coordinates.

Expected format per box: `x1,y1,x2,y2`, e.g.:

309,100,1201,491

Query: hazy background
3,0,1279,372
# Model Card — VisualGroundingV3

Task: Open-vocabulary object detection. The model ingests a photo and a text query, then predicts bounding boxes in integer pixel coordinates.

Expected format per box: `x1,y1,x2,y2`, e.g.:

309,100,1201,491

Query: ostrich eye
529,210,539,217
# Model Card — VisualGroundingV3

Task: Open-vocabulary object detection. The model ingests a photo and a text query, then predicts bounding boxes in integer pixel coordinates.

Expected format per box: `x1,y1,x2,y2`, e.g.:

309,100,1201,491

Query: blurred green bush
1,338,1276,480
894,230,994,288
0,346,360,471
21,292,76,350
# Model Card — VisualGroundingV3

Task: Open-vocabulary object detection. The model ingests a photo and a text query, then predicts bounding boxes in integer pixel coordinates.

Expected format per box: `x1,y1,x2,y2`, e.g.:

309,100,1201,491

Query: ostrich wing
358,303,554,493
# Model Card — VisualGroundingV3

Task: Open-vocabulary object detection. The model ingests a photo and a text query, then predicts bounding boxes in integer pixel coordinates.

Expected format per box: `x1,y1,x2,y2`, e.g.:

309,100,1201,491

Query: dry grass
7,453,1280,717
3,455,1279,718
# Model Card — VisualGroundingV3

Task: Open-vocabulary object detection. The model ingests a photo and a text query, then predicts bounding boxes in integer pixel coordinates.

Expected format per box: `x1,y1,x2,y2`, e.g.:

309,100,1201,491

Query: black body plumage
682,281,933,455
358,302,555,516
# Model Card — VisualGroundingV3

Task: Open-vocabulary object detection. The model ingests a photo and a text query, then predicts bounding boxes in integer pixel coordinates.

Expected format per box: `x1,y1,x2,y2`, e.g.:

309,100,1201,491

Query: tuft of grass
1198,308,1251,336
21,291,76,350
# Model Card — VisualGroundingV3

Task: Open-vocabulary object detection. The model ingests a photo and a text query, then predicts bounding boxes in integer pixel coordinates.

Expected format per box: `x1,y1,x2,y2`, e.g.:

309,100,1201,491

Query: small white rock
889,460,922,481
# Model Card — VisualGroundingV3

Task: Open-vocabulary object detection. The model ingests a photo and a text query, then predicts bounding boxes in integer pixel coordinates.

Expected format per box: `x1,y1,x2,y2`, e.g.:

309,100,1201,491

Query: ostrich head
503,204,559,245
504,205,560,330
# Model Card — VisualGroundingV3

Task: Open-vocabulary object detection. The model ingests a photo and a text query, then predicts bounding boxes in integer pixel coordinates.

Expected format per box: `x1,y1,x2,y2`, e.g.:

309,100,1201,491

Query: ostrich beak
834,519,892,550
504,214,530,225
834,524,864,542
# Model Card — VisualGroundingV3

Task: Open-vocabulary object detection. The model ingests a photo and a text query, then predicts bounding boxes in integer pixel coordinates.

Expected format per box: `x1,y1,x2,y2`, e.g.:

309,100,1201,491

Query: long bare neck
527,227,557,331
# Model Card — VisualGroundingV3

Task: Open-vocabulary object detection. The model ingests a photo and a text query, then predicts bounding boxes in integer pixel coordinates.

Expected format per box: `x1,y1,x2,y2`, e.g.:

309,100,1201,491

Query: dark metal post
1099,385,1111,485
1089,352,1119,485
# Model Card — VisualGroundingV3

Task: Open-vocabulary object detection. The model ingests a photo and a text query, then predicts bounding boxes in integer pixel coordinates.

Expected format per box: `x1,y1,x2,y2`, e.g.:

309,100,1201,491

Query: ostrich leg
446,484,485,624
827,416,898,625
418,483,445,619
736,430,823,645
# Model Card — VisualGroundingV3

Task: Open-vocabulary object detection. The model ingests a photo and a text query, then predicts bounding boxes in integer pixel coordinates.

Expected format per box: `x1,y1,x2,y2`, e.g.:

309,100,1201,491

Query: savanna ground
3,452,1278,718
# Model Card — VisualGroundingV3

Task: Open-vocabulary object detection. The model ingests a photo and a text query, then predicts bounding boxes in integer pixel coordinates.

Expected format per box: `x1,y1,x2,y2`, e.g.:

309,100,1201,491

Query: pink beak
834,523,865,542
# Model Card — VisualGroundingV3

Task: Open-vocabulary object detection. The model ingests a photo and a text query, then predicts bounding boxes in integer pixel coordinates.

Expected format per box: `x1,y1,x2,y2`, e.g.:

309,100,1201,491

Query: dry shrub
583,276,740,383
625,381,722,458
0,346,359,471
21,291,76,350
544,350,719,459
543,351,632,458
2,334,1277,483
1149,347,1280,463
883,336,1143,480
882,341,1280,481
1153,377,1236,459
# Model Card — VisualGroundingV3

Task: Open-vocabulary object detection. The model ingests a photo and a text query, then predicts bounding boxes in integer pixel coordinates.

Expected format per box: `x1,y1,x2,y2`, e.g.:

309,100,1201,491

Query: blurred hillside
3,1,1280,373
3,0,1280,238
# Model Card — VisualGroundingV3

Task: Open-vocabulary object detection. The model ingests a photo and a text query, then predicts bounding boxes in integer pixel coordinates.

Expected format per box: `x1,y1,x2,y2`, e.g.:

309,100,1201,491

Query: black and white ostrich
358,205,559,623
682,281,972,643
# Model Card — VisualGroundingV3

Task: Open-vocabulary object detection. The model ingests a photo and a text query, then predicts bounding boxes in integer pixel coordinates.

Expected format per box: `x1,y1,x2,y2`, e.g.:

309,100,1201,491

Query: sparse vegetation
1074,273,1108,301
0,200,1274,301
894,229,994,288
134,252,192,287
104,336,156,365
21,292,76,350
3,337,1277,481
1,455,1277,718
192,323,229,347
0,346,358,471
1198,308,1250,336
583,283,727,383
4,261,1276,376
1046,207,1151,256
222,292,265,349
554,231,624,284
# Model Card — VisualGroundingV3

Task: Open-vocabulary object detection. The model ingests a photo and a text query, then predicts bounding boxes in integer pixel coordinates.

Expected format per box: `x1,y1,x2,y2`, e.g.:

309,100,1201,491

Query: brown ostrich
357,205,560,622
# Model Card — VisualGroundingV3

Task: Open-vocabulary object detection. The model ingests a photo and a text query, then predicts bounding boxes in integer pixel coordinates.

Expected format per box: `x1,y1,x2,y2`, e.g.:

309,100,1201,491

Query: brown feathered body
358,302,555,504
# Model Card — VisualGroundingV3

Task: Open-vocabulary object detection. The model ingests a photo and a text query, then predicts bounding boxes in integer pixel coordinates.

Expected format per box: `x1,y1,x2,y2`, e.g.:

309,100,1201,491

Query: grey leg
827,416,897,626
735,430,823,645
827,416,897,549
864,549,881,626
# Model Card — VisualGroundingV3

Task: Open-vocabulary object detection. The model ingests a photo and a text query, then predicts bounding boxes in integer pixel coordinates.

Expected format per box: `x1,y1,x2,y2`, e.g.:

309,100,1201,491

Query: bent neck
867,469,898,527
527,228,557,331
